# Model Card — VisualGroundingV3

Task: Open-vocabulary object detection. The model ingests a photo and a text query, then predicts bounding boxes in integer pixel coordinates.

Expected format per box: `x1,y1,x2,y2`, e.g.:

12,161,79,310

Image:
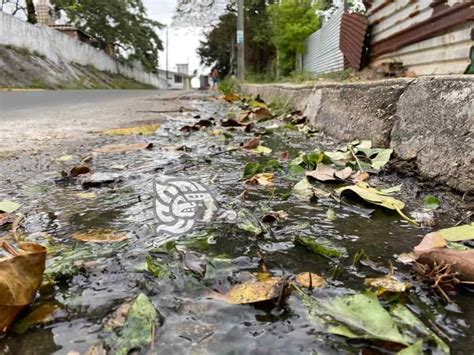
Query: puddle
0,96,472,354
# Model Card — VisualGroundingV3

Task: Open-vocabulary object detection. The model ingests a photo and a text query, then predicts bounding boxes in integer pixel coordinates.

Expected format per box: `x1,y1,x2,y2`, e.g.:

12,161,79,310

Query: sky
143,0,205,74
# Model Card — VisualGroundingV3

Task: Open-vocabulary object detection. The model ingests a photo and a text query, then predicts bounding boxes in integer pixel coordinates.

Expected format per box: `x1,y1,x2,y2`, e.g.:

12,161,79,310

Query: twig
348,146,364,172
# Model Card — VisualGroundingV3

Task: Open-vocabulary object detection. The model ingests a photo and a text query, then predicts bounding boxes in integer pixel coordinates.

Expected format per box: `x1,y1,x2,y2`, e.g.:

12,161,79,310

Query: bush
219,77,240,95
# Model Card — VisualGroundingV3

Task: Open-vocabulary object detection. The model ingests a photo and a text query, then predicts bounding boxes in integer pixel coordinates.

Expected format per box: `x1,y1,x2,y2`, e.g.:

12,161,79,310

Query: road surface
0,89,202,154
0,89,162,114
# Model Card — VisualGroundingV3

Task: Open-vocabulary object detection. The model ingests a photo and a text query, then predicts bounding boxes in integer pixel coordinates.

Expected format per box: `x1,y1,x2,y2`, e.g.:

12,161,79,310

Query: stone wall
0,12,166,88
242,76,474,192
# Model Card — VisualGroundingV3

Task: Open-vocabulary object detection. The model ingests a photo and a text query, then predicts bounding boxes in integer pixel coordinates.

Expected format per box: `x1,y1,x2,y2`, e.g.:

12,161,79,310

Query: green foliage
219,77,240,95
52,0,163,72
268,0,321,76
197,0,276,78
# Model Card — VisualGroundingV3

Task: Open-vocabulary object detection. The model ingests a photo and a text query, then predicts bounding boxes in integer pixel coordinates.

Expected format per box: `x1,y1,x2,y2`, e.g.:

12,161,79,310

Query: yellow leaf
244,172,275,187
103,124,160,136
73,229,128,243
75,192,97,199
295,272,325,289
251,145,272,155
365,275,411,293
219,277,284,304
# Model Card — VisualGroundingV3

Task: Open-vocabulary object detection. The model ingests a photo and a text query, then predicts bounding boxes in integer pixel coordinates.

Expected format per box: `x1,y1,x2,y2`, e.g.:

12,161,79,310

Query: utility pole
237,0,245,80
166,28,169,88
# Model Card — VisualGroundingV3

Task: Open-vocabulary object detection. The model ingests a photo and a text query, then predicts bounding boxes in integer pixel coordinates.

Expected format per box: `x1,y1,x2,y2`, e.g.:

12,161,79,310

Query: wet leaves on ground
73,229,128,243
103,124,160,136
93,142,153,154
0,200,21,214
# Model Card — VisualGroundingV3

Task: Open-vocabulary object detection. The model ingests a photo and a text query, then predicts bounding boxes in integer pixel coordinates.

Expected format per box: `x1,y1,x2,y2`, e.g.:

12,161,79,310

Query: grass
219,77,240,95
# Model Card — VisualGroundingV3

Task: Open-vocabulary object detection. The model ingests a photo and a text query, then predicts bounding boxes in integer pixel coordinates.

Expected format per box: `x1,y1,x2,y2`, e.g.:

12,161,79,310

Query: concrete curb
242,76,473,192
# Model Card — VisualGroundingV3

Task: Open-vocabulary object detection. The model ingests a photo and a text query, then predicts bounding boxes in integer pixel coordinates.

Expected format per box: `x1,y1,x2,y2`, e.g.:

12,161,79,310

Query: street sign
236,30,244,44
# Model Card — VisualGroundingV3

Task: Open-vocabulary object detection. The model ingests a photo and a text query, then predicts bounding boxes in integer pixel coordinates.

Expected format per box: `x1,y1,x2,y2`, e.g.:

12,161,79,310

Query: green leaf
370,149,393,170
292,178,315,201
397,340,424,355
295,235,346,258
305,292,410,345
337,182,405,211
431,223,474,242
114,294,159,355
243,162,265,178
423,195,441,211
326,208,337,221
0,200,21,213
379,184,403,195
251,145,272,155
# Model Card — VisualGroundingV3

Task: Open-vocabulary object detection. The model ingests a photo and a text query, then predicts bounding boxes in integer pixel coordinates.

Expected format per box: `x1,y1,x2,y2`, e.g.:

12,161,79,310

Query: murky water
0,96,472,354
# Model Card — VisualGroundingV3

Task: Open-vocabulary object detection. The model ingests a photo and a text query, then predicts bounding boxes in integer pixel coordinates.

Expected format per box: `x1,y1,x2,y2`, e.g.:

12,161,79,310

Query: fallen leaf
251,145,272,155
70,165,91,177
0,242,47,334
221,93,240,102
244,172,274,187
306,164,336,182
414,233,447,252
352,171,369,183
57,155,75,162
365,274,411,293
73,229,128,243
279,151,290,160
12,303,62,334
295,272,325,289
179,125,199,132
292,178,329,201
75,192,97,199
423,195,441,211
94,143,153,154
378,184,403,195
261,210,288,223
326,208,337,221
423,223,474,243
0,213,15,227
0,200,21,214
221,118,247,127
369,149,393,170
337,182,415,224
111,293,159,355
103,124,160,136
250,107,273,121
334,167,352,180
416,249,474,282
295,235,346,258
218,277,287,304
242,137,260,149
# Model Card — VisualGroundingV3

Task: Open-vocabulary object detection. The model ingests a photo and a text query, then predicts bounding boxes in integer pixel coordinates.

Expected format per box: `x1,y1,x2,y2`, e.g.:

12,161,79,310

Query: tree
52,0,164,72
197,0,276,78
1,0,37,23
269,0,320,76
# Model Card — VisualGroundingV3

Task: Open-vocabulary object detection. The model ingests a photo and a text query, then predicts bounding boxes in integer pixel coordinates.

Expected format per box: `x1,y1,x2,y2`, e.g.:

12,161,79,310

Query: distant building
176,63,189,75
157,69,192,90
34,0,115,56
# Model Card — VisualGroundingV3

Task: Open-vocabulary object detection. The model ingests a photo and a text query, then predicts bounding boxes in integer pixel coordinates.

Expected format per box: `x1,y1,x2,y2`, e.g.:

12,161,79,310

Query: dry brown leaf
334,167,353,180
250,107,273,121
352,171,370,183
261,210,289,223
295,272,325,289
244,173,275,187
70,165,91,177
73,229,128,243
218,277,285,304
242,137,260,150
279,151,290,160
220,93,241,102
0,213,15,227
94,143,153,154
75,192,97,199
0,242,47,334
306,164,336,182
414,233,447,252
416,249,474,282
221,118,248,127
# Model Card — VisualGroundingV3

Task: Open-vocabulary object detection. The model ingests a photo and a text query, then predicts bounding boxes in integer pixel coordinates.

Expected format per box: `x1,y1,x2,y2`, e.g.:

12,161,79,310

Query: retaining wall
0,12,165,88
242,76,473,192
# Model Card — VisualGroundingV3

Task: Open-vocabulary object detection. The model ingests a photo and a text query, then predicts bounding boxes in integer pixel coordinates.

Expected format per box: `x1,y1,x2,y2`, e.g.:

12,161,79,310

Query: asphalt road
0,89,162,114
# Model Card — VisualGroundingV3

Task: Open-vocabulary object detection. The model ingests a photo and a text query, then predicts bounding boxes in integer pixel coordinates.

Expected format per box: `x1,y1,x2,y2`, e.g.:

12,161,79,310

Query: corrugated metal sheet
340,12,368,70
366,0,474,75
303,7,345,74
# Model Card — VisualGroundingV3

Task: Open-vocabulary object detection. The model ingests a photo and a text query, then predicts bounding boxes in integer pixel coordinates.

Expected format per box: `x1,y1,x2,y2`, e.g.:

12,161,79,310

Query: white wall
0,12,167,88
